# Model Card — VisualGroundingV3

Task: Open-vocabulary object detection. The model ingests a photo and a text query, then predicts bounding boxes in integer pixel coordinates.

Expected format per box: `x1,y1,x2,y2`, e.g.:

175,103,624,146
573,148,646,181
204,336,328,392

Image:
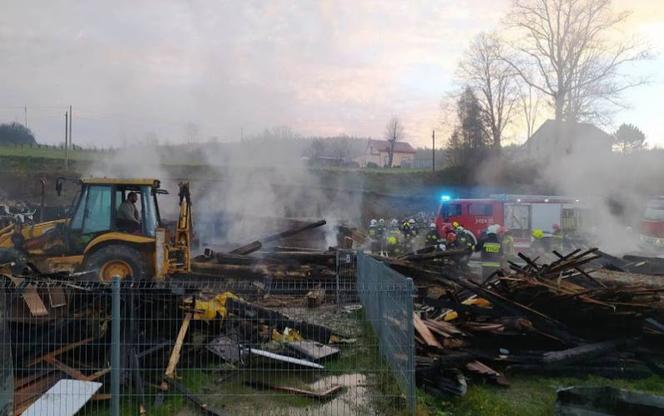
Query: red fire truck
436,194,587,248
639,197,664,251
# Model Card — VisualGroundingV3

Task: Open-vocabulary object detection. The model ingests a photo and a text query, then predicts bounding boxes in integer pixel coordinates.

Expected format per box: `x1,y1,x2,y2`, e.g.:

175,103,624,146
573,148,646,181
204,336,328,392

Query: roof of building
368,139,416,154
80,177,160,187
526,119,613,149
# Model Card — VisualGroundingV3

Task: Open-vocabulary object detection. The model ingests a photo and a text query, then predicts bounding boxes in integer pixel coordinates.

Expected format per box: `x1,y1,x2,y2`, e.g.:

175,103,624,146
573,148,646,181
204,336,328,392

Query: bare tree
519,84,542,139
458,32,518,150
384,116,405,168
505,0,648,123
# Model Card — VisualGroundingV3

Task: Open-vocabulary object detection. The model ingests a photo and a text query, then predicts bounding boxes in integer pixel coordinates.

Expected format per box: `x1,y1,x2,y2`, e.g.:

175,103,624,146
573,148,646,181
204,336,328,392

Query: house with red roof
354,139,417,168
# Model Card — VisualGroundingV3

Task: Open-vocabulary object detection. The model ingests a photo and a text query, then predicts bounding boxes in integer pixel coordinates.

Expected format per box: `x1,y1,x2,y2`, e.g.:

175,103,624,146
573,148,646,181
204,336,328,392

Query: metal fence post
111,277,121,416
0,286,12,414
405,277,416,415
335,250,340,307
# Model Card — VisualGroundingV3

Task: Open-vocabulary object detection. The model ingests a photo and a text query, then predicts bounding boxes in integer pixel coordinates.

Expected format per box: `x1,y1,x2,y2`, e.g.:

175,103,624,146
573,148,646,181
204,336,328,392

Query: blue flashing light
440,194,452,202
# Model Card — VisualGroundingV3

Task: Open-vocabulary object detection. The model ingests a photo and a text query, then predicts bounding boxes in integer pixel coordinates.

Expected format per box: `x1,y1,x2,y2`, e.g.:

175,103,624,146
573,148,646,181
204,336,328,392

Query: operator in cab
117,192,141,233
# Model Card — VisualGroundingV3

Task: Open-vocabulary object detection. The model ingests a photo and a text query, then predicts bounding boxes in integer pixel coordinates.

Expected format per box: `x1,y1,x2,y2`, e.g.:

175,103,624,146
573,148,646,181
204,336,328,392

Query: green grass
0,145,103,161
418,374,664,416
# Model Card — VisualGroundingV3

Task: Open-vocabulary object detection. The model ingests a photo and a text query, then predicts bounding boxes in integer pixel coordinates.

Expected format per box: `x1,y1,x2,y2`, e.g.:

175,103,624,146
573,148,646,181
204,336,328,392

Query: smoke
475,122,664,256
83,135,365,250
83,145,182,220
537,146,664,255
195,135,364,248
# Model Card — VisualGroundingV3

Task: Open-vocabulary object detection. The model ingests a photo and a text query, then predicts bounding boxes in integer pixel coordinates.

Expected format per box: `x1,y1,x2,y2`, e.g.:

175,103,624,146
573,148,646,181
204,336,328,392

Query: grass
417,374,664,416
0,145,103,161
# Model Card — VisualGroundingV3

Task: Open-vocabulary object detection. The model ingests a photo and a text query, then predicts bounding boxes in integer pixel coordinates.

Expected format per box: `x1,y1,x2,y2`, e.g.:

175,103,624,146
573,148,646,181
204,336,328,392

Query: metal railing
0,269,413,415
356,252,416,415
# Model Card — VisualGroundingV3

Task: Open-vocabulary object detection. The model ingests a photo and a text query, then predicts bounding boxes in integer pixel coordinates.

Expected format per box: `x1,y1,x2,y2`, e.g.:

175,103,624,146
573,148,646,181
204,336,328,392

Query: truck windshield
440,203,462,218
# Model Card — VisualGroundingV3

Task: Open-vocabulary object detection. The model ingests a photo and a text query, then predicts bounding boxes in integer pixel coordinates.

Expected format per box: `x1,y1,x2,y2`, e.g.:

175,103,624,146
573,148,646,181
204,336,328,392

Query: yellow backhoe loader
0,177,191,282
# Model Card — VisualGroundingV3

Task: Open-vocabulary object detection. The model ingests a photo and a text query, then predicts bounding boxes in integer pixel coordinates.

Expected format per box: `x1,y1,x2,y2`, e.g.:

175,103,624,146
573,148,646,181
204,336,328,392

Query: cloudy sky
1,0,662,148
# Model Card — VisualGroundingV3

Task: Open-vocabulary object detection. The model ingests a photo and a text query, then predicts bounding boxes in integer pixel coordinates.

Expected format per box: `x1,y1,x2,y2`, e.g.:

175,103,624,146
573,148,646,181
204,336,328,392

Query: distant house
354,139,417,168
525,120,613,160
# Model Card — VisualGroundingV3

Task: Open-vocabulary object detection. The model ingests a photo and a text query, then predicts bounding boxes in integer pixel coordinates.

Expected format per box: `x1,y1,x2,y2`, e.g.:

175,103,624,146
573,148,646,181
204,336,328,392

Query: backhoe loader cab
0,177,192,282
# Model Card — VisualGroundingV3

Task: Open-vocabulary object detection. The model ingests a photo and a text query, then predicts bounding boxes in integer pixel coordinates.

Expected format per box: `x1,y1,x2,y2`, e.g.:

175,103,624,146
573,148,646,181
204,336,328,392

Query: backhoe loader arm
169,182,192,273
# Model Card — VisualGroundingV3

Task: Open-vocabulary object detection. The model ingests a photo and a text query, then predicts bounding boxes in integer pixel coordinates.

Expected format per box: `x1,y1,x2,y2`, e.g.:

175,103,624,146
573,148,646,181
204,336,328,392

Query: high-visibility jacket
386,229,402,255
478,235,503,268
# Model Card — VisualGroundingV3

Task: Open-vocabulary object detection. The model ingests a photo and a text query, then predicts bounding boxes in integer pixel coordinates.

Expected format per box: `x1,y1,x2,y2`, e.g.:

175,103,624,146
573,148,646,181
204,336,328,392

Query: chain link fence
0,265,414,415
356,252,416,414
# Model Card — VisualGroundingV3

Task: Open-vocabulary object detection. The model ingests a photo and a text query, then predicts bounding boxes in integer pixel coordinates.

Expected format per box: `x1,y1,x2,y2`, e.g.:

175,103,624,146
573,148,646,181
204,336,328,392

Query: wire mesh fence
0,260,415,416
356,252,416,415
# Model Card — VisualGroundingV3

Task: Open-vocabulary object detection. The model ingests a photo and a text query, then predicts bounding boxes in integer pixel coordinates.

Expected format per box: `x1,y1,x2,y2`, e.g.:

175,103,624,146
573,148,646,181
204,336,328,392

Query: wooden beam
413,313,443,349
28,337,95,367
165,312,192,380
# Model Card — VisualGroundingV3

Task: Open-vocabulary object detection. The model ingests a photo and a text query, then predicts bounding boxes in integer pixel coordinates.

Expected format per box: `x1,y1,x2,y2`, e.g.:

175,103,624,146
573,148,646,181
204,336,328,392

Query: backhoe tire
84,245,146,283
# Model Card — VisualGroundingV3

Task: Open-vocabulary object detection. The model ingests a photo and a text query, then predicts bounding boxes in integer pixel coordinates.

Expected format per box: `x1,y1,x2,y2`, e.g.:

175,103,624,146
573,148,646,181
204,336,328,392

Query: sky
0,0,662,148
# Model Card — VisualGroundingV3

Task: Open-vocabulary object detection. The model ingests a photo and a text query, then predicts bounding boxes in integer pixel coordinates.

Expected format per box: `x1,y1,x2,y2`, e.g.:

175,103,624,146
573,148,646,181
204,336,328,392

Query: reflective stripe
481,262,501,267
484,243,501,253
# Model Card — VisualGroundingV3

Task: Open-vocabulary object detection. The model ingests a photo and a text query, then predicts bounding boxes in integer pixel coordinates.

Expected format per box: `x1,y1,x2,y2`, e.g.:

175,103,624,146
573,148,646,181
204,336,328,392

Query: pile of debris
4,277,349,415
413,249,664,397
190,219,357,298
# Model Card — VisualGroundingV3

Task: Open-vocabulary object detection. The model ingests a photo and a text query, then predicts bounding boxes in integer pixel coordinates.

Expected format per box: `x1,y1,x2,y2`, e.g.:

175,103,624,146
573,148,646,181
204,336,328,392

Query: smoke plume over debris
84,137,364,249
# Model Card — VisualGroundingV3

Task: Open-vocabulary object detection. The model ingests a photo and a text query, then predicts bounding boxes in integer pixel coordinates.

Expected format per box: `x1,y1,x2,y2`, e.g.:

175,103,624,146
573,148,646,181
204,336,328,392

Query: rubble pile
413,248,664,397
3,278,349,415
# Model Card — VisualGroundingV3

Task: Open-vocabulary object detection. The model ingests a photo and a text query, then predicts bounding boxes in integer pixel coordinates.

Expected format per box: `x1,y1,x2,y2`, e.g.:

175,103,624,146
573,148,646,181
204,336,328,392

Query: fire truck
435,194,587,248
639,197,664,251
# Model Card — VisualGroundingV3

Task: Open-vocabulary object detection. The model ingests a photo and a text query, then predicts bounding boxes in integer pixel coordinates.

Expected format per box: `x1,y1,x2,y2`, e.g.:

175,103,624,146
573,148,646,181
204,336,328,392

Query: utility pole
432,129,436,173
24,105,27,128
69,105,73,154
240,127,244,142
64,111,69,170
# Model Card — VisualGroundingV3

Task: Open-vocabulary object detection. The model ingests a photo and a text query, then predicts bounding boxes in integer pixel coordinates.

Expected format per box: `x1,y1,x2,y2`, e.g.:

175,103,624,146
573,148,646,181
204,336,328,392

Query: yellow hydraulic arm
171,182,192,273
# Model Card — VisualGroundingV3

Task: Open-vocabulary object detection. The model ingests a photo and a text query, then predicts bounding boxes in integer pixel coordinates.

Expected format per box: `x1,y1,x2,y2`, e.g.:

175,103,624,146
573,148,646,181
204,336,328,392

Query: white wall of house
355,151,415,167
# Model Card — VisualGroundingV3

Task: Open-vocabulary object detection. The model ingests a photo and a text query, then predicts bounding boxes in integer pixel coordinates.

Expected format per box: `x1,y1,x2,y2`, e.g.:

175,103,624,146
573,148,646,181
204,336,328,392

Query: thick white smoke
83,137,365,250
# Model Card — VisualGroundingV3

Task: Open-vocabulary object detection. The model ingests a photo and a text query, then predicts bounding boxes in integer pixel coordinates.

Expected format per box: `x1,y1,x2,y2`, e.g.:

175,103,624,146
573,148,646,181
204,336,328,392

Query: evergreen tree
447,86,490,166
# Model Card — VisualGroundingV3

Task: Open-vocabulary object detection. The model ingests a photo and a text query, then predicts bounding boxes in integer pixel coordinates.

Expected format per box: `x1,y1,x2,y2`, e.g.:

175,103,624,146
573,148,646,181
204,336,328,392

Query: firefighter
530,228,549,255
399,219,416,254
368,219,379,253
455,225,475,251
439,223,454,241
386,220,403,257
502,227,516,262
400,218,413,240
552,223,564,251
377,219,386,254
425,223,440,247
445,231,458,249
476,224,503,281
